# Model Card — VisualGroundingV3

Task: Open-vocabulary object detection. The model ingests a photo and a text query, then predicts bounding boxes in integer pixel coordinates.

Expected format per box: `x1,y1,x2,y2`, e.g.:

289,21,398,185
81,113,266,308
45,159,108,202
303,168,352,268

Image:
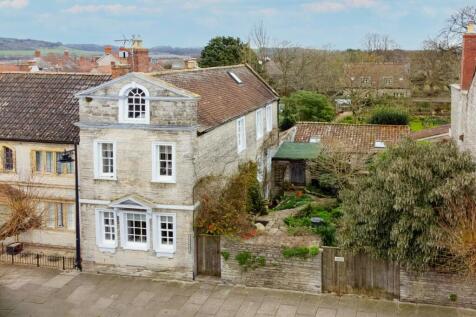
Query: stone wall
400,270,476,309
221,238,321,293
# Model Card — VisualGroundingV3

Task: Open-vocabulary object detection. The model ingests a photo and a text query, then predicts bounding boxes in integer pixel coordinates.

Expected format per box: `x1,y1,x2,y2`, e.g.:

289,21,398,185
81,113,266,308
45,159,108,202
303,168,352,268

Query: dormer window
119,83,150,124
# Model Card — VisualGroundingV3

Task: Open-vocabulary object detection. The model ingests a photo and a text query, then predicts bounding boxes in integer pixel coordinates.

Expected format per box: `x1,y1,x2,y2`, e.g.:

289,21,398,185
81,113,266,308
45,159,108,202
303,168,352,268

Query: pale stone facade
77,72,278,279
0,141,75,249
451,78,476,156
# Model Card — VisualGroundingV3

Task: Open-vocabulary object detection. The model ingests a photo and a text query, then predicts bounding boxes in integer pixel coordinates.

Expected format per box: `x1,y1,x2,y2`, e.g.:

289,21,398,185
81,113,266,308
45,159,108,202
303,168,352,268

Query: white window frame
152,213,176,256
256,109,264,140
118,82,150,125
95,209,117,252
93,140,117,180
119,210,151,251
151,142,176,183
265,104,273,133
236,116,246,153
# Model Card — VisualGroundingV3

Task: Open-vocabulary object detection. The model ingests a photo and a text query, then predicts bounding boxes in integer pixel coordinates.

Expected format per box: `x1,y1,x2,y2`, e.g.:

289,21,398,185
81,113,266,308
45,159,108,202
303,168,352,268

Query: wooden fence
321,247,400,298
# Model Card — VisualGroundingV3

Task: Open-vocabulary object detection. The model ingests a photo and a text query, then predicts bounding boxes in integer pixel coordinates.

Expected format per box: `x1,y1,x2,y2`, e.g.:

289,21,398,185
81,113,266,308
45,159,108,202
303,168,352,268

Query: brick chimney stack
104,45,113,55
63,49,70,59
34,49,41,58
461,21,476,90
127,39,150,72
111,61,131,78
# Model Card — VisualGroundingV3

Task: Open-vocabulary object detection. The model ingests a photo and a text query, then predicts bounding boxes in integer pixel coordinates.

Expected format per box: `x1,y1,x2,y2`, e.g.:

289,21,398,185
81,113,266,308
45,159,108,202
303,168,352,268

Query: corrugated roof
294,122,409,153
154,65,278,132
0,72,111,143
273,142,321,160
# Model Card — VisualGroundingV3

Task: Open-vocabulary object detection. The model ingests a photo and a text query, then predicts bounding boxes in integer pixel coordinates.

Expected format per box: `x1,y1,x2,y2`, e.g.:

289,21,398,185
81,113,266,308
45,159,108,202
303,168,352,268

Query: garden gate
196,234,221,277
321,247,400,298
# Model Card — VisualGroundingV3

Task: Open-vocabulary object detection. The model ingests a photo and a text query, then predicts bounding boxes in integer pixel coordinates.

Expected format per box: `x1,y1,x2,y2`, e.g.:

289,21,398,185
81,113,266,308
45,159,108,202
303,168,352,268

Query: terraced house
75,65,279,279
0,72,111,253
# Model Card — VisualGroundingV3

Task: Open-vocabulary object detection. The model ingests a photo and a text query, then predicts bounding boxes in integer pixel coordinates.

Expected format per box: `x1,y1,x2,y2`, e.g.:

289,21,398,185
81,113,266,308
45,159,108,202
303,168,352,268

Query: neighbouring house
0,72,111,253
343,63,411,98
410,124,450,142
75,64,279,279
272,122,409,190
451,22,476,157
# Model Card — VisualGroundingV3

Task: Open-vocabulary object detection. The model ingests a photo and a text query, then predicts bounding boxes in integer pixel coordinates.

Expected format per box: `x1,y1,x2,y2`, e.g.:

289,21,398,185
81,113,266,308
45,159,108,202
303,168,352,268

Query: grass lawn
272,193,314,211
409,116,450,132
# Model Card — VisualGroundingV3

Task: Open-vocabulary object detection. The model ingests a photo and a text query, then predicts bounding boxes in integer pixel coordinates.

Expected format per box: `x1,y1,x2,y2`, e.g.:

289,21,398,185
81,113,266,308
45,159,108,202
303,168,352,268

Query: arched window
2,146,14,172
127,88,146,119
119,83,150,124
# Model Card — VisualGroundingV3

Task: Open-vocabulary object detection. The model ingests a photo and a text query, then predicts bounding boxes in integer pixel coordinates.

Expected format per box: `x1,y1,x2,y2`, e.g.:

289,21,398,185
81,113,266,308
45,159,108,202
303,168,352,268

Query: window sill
151,178,176,184
98,246,116,253
94,176,117,181
122,244,149,251
155,251,175,258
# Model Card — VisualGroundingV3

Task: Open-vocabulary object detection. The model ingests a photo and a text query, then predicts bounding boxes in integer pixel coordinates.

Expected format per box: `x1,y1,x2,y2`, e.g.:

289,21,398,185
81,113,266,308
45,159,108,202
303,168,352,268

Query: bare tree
273,41,299,96
439,6,476,48
362,33,399,62
0,183,45,241
250,20,270,64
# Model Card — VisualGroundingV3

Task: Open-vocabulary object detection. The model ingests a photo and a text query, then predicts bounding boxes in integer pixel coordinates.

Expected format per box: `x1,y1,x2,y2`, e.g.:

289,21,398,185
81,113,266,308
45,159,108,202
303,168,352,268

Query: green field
0,46,101,58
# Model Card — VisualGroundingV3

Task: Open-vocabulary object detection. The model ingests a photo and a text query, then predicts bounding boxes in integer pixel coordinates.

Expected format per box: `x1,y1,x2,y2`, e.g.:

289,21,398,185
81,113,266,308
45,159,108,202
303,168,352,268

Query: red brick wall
461,33,476,90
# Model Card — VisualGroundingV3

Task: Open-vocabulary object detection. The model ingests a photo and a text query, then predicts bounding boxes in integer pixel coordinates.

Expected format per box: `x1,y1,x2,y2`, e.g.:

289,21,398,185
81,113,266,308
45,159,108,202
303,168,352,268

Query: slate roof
154,65,278,132
0,72,111,143
410,124,450,140
294,122,410,153
273,142,321,161
343,63,411,89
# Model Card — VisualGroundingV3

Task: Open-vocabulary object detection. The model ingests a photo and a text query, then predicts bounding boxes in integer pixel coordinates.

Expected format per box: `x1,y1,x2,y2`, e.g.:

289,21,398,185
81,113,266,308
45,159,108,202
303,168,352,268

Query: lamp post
58,144,81,271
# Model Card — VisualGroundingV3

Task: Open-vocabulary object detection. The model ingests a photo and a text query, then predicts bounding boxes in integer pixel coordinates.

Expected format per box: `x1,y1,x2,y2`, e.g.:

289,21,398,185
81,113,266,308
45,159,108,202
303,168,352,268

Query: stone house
451,22,476,156
0,72,111,252
343,63,411,98
75,65,279,279
272,122,409,190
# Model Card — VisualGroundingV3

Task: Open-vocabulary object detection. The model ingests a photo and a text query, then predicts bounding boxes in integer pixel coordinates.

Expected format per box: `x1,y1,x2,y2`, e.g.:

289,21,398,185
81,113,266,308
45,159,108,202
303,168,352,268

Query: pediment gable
109,195,155,210
75,72,199,100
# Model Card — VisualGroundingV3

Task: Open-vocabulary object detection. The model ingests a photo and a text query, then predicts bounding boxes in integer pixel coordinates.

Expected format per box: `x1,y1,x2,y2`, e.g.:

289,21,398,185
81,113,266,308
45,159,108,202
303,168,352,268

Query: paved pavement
0,264,475,317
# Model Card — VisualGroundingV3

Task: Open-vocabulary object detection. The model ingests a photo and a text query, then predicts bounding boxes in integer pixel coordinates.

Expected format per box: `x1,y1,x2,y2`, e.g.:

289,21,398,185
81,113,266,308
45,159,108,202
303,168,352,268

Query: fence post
62,257,65,270
36,254,40,267
11,253,14,265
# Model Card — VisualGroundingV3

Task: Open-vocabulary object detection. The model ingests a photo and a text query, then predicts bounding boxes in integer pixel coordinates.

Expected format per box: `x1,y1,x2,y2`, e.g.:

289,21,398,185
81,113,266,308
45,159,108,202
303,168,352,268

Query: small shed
272,142,321,189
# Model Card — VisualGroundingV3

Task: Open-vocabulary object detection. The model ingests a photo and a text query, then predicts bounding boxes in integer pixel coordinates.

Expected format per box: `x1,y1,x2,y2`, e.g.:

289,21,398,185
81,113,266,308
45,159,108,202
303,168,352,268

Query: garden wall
400,270,476,309
221,238,322,293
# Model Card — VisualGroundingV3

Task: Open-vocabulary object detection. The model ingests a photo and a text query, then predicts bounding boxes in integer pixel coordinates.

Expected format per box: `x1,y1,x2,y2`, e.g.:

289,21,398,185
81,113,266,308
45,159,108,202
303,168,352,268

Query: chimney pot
34,49,41,58
104,45,113,55
468,20,475,34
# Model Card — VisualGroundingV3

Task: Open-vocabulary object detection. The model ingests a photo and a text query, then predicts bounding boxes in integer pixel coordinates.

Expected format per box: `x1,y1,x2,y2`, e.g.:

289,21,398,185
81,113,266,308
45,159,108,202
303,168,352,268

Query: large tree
339,140,476,271
199,36,259,69
281,91,335,129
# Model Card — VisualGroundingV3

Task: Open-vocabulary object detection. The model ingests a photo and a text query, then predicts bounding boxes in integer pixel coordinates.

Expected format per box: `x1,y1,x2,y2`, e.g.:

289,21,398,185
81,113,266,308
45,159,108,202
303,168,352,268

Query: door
290,161,305,186
196,234,221,277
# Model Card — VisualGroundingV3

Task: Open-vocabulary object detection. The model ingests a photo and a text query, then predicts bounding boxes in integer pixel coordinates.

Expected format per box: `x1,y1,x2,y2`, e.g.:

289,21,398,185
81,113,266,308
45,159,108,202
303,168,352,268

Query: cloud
64,4,161,15
303,0,378,13
181,0,227,10
0,0,28,9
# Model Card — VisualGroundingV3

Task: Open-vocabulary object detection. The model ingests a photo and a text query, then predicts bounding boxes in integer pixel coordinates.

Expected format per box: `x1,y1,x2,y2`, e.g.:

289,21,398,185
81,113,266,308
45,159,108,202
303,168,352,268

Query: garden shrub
368,106,409,125
235,251,266,271
221,250,230,261
282,246,319,258
273,193,313,211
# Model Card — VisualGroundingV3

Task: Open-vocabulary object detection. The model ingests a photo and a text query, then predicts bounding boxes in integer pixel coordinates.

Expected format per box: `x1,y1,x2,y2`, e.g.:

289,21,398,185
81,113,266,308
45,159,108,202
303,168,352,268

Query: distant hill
0,37,202,59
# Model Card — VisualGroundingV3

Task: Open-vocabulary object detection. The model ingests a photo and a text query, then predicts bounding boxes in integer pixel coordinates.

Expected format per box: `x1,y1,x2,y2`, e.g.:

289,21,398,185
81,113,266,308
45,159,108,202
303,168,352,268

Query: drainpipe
74,143,82,271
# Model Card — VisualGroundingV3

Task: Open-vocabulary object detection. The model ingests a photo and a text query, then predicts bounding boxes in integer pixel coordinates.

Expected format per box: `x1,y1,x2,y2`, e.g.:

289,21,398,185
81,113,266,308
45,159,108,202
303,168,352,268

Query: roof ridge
0,71,111,76
296,121,410,128
151,64,246,75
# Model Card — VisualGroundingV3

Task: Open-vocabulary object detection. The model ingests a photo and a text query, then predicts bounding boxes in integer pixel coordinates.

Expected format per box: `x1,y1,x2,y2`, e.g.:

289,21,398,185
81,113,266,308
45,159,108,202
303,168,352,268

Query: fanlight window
127,88,146,119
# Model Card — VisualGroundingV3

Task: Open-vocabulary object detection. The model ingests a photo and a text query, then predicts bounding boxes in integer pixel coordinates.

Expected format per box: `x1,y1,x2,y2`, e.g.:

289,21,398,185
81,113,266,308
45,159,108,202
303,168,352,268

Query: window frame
119,210,151,251
93,140,117,180
0,146,15,173
256,109,264,140
32,150,74,176
236,116,246,153
152,213,176,256
383,76,393,87
265,104,273,133
151,142,176,183
118,83,150,125
44,201,75,231
95,209,118,251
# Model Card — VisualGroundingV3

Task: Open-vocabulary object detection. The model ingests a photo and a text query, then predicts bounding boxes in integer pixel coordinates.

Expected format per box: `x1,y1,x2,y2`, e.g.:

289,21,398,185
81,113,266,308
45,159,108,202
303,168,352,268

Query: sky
0,0,472,50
